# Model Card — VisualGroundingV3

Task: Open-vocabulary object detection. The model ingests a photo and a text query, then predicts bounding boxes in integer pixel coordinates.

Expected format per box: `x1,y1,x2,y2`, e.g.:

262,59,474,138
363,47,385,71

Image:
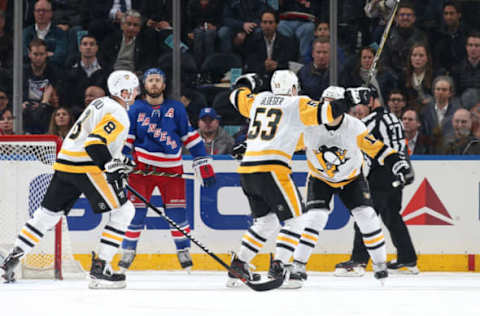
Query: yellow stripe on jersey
271,169,302,217
364,234,385,245
301,233,318,242
88,172,119,209
59,149,89,157
21,228,39,243
307,161,357,188
295,133,305,152
88,113,125,146
298,97,319,126
277,235,299,246
244,149,292,160
235,88,256,118
356,130,396,163
84,139,105,147
53,162,102,173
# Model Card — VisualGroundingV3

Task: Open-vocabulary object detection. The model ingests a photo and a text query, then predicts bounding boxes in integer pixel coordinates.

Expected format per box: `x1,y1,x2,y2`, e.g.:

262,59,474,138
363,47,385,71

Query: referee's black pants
351,187,417,264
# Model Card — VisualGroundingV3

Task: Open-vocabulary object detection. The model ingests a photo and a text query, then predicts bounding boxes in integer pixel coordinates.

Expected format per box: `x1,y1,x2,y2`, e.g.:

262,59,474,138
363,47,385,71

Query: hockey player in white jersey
286,86,413,288
226,71,355,287
1,70,139,289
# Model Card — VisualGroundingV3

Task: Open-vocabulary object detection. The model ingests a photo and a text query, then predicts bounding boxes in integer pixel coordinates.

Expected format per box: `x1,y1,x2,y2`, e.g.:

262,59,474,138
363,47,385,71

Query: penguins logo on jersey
314,145,349,177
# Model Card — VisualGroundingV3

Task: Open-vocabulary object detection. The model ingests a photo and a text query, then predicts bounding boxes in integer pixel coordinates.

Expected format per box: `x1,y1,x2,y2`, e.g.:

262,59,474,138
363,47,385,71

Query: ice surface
1,271,479,316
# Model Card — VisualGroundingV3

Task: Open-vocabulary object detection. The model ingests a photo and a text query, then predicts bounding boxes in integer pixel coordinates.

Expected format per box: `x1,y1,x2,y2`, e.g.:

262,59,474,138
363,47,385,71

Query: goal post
0,135,84,279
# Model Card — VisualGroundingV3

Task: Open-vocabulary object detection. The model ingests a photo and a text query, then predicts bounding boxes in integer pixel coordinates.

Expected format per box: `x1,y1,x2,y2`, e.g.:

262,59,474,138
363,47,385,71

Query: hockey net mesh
0,136,84,279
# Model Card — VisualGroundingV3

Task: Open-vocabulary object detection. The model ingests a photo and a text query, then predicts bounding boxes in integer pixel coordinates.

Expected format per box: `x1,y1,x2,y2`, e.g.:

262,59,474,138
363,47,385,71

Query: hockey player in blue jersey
118,68,216,272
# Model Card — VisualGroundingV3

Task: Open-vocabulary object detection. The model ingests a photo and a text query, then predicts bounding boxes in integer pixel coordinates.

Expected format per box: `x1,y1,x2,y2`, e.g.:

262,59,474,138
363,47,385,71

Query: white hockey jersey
54,96,130,173
233,87,336,174
304,114,396,187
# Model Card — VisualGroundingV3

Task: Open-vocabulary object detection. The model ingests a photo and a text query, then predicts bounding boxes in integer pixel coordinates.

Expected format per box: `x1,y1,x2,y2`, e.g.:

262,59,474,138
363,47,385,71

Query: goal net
0,135,84,279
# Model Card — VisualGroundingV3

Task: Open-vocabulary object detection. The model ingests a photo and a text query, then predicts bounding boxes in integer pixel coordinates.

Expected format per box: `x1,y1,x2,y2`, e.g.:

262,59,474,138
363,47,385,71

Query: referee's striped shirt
362,106,407,188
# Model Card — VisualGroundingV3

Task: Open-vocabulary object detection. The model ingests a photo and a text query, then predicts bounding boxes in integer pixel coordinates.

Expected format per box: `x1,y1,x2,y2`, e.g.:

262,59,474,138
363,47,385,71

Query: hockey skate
267,255,288,281
333,260,367,277
282,260,307,289
0,247,24,283
177,249,193,271
89,252,126,289
118,249,136,274
387,260,419,275
226,254,260,288
373,262,388,285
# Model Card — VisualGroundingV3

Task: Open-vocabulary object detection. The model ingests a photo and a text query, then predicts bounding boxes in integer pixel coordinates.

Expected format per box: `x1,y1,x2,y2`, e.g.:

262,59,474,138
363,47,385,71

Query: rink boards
26,155,480,271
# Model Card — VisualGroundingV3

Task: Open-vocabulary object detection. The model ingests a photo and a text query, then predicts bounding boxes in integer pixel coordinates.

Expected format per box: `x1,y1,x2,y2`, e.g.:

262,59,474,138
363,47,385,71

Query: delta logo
401,178,454,225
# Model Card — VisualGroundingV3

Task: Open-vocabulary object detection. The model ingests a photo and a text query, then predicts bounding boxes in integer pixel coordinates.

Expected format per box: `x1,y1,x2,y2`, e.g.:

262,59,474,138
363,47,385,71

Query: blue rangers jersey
124,99,207,173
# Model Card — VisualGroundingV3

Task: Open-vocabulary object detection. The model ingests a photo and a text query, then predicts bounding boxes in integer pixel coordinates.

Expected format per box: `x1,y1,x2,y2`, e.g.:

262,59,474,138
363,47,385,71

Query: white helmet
321,86,345,100
107,70,140,104
271,70,300,95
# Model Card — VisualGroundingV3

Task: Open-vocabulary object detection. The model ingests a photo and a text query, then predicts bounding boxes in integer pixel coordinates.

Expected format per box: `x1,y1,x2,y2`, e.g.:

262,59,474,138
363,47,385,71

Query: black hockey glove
345,87,371,107
105,157,136,191
231,142,247,160
385,154,414,188
232,73,263,92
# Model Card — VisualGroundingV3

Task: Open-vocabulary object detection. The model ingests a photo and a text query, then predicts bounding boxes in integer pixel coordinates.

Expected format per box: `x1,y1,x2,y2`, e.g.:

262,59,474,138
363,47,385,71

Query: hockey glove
385,154,414,188
231,142,247,160
232,73,263,92
105,158,135,191
329,99,349,119
193,156,216,187
345,87,371,107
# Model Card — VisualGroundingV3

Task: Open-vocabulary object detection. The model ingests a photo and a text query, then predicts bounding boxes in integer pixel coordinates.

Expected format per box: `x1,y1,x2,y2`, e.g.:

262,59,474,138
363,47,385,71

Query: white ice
1,271,479,316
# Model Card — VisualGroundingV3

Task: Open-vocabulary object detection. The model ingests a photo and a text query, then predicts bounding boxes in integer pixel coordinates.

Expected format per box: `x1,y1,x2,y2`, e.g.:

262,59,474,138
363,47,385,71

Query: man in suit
243,8,298,90
402,108,432,155
420,75,460,152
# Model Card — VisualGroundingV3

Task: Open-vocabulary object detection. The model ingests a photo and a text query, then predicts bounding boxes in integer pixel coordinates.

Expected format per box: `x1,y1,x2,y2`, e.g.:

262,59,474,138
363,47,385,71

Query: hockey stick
125,184,284,291
366,0,400,86
131,170,195,180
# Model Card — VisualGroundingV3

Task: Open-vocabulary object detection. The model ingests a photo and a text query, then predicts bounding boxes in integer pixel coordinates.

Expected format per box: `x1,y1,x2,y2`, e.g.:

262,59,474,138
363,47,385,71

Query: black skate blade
244,277,284,291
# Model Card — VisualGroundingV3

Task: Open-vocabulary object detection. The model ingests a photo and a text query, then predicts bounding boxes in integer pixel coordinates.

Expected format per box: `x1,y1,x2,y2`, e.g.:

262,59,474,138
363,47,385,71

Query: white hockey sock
15,207,61,255
238,213,279,263
293,209,329,263
98,202,134,262
351,206,386,264
275,217,303,264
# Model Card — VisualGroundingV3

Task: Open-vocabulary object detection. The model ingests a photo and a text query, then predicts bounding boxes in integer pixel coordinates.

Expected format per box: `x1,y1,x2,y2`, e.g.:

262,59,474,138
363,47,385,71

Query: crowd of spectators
0,0,479,155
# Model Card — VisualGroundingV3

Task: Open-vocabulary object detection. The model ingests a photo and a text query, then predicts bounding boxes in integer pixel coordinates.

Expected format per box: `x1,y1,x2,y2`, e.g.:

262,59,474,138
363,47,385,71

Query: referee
335,87,419,276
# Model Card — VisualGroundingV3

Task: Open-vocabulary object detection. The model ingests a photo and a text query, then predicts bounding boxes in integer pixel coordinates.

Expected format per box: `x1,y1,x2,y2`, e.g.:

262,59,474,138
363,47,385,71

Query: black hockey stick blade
125,184,283,291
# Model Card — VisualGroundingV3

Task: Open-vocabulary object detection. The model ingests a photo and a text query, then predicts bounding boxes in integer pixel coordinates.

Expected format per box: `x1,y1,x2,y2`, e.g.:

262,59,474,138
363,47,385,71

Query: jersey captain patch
314,145,349,178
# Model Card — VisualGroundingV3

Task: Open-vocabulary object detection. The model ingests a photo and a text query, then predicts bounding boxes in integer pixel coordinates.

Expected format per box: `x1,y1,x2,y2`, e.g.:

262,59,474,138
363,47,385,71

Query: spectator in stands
451,31,480,108
402,108,432,155
180,88,207,129
70,85,106,120
387,89,407,119
470,102,480,138
276,0,317,64
298,37,330,100
23,0,67,67
400,42,435,114
50,0,83,30
100,10,156,74
0,10,12,71
432,1,468,73
197,107,234,155
0,88,9,112
380,2,428,75
23,39,59,105
0,107,13,135
311,19,345,66
339,46,397,105
48,106,73,139
186,0,223,66
243,8,298,90
63,34,109,109
349,104,370,120
218,0,267,54
23,84,60,134
421,76,460,151
442,108,480,155
364,0,397,44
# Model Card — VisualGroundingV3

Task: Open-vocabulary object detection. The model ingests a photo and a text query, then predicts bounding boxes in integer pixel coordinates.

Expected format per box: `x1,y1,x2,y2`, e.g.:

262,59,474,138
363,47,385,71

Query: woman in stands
48,106,73,139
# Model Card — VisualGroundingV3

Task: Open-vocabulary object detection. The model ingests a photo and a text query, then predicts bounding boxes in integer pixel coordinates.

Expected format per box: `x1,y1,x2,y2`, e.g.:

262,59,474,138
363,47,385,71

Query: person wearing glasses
380,2,428,75
387,90,407,119
23,0,67,67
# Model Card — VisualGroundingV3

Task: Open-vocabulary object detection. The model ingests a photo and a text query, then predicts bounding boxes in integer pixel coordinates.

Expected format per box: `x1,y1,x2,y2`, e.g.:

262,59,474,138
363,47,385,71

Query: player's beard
145,87,162,98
